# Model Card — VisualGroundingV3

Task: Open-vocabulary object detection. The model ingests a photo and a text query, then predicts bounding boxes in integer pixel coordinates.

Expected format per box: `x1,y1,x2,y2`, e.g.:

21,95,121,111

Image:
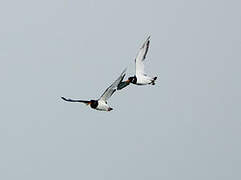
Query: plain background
0,0,241,179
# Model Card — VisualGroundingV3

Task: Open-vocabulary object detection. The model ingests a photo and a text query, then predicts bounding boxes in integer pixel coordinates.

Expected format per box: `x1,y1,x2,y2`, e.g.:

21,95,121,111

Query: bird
117,36,157,90
61,69,126,111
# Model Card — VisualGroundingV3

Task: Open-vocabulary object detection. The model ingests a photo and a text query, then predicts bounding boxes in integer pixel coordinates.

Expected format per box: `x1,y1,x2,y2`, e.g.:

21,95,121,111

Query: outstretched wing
135,36,150,76
61,97,90,105
99,68,126,102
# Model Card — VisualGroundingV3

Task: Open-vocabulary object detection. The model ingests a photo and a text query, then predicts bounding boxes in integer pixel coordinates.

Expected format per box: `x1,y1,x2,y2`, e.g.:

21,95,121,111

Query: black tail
151,77,157,85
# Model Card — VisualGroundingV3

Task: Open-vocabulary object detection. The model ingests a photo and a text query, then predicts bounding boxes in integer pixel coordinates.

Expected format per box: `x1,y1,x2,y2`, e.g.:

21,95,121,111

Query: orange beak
125,79,130,83
87,101,91,105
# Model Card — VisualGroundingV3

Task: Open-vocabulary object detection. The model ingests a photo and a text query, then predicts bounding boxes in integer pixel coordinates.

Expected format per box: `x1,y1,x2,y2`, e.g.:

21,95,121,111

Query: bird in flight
118,36,157,90
61,69,126,111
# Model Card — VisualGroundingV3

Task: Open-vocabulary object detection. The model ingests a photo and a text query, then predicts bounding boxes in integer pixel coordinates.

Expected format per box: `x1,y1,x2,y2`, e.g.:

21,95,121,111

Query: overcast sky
0,0,241,179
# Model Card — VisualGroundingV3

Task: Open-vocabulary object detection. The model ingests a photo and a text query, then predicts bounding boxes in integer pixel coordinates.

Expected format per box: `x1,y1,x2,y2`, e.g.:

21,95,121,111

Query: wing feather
61,97,90,105
135,36,150,76
99,68,126,101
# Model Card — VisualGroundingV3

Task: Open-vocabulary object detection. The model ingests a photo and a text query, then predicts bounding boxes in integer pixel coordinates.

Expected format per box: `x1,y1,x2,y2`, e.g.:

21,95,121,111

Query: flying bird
118,36,157,90
61,69,126,111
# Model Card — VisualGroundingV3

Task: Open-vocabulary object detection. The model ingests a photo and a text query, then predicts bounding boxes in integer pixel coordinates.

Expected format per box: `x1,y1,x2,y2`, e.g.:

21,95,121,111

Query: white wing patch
135,36,150,77
99,68,126,102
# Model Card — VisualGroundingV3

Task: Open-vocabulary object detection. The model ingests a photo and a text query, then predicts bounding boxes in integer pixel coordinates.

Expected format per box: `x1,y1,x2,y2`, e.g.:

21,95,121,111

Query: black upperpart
117,81,129,90
90,100,98,109
128,76,137,84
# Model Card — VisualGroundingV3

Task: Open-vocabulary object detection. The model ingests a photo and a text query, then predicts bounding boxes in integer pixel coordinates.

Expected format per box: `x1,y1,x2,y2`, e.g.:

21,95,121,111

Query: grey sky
0,0,241,179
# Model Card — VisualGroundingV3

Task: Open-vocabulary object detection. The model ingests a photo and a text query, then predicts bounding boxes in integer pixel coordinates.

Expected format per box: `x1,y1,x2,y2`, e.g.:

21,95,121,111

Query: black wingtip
61,97,67,101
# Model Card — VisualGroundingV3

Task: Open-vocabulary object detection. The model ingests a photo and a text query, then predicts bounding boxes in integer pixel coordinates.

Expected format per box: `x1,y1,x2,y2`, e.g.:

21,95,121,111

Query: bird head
126,76,137,84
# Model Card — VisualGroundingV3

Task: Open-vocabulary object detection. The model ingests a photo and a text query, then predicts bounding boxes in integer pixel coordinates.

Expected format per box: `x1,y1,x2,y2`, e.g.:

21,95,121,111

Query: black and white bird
118,36,157,90
61,69,126,111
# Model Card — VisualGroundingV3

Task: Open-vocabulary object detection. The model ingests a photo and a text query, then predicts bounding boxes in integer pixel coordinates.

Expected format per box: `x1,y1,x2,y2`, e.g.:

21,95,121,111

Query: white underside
136,74,154,85
96,100,111,111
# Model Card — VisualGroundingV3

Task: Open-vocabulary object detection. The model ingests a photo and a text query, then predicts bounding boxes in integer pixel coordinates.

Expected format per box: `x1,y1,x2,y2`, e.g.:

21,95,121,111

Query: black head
90,100,98,109
128,76,137,84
